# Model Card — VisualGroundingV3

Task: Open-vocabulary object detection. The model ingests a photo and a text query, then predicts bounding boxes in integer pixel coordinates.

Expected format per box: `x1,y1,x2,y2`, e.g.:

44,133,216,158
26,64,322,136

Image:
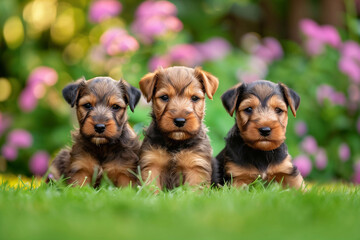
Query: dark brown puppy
48,77,141,187
138,66,219,190
215,80,305,189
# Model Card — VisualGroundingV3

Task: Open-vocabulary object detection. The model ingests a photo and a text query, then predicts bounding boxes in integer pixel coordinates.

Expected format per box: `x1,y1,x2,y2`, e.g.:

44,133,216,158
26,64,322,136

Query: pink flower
195,37,231,62
237,72,261,83
353,160,360,184
29,151,50,176
0,113,12,137
254,37,283,63
18,88,38,112
28,67,58,87
321,25,341,48
132,1,182,44
8,129,33,148
100,28,139,55
169,44,202,67
341,41,360,61
301,136,318,155
339,143,350,162
293,155,312,177
348,84,360,103
149,55,171,71
135,1,177,18
300,19,322,39
339,57,360,83
295,121,307,136
1,144,17,161
89,0,122,23
330,92,346,106
304,38,324,56
315,148,328,170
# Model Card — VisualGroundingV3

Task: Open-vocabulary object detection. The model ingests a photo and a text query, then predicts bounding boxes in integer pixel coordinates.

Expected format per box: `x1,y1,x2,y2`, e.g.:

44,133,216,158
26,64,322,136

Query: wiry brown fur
215,80,305,189
48,77,141,187
138,66,218,190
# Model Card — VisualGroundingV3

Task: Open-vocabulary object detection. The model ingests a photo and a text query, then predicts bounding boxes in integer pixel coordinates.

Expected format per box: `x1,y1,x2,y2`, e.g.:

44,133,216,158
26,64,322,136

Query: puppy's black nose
94,124,106,133
174,118,186,127
258,127,271,136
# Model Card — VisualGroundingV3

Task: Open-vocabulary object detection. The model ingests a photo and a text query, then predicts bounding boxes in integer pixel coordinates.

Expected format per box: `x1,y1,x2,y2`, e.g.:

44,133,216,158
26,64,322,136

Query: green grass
1,180,360,240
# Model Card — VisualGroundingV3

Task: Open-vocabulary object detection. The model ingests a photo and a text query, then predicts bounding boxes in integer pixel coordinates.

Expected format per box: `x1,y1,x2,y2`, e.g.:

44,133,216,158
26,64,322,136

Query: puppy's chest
225,154,294,185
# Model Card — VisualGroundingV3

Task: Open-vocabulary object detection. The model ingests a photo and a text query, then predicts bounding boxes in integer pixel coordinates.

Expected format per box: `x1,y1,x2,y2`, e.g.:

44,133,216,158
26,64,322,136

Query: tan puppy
138,66,219,190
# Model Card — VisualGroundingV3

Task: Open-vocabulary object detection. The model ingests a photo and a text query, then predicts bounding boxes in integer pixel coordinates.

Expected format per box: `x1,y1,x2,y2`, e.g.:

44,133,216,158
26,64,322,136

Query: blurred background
0,0,359,183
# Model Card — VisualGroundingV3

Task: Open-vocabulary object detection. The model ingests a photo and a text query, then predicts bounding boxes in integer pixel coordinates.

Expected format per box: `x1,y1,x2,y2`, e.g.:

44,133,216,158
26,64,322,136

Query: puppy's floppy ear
139,70,159,102
121,80,141,112
221,83,245,117
278,83,300,117
62,77,86,107
194,67,219,99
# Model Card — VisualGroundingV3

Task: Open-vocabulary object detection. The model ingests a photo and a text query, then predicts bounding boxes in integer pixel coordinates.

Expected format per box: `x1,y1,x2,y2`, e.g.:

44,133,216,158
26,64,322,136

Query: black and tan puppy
48,77,141,187
138,66,219,190
215,80,305,189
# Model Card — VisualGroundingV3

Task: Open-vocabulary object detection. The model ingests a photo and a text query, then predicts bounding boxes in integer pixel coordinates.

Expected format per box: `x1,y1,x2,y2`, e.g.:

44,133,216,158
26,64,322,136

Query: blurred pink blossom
321,25,341,48
254,37,283,63
316,84,346,106
293,155,312,177
0,113,12,137
100,28,139,55
330,92,346,106
295,121,307,136
315,148,328,170
339,57,360,83
8,129,33,148
348,84,360,103
353,160,360,184
195,37,231,62
299,19,322,39
304,38,324,56
18,88,38,112
339,143,350,162
28,67,58,87
89,0,122,23
18,67,58,112
169,44,202,67
341,41,360,60
132,1,182,44
300,19,341,55
29,151,50,176
301,136,318,155
1,144,17,161
237,72,261,83
135,0,177,18
149,56,171,71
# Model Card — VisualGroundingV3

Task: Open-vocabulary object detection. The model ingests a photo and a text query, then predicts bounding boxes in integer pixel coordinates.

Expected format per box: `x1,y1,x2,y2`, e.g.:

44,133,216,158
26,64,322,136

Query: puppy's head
221,80,300,151
139,66,218,141
62,77,141,145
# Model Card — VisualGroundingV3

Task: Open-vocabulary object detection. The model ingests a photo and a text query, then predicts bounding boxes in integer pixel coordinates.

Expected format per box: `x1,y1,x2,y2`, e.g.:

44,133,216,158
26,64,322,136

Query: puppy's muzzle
173,118,186,128
258,127,271,137
94,124,106,133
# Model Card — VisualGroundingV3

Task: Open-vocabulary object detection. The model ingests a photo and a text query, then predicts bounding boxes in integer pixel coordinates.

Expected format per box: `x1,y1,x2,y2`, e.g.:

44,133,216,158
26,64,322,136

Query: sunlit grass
0,175,360,240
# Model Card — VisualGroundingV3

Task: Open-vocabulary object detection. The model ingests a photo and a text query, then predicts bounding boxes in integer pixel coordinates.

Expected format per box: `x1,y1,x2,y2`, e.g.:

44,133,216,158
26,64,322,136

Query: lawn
1,177,360,240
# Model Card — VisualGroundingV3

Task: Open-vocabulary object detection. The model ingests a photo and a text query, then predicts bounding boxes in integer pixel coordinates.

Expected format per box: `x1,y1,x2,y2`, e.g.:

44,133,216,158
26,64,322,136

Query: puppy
48,77,141,187
215,80,305,189
138,66,219,190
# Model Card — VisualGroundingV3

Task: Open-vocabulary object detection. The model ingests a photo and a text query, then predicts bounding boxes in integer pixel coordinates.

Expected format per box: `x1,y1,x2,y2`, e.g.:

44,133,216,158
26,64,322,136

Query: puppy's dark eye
275,107,284,114
112,104,121,110
191,96,200,102
160,95,169,102
83,103,93,110
244,107,253,114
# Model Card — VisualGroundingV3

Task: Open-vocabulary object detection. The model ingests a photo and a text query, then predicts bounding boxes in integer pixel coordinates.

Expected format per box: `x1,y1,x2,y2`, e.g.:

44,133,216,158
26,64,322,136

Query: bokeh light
3,16,24,49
